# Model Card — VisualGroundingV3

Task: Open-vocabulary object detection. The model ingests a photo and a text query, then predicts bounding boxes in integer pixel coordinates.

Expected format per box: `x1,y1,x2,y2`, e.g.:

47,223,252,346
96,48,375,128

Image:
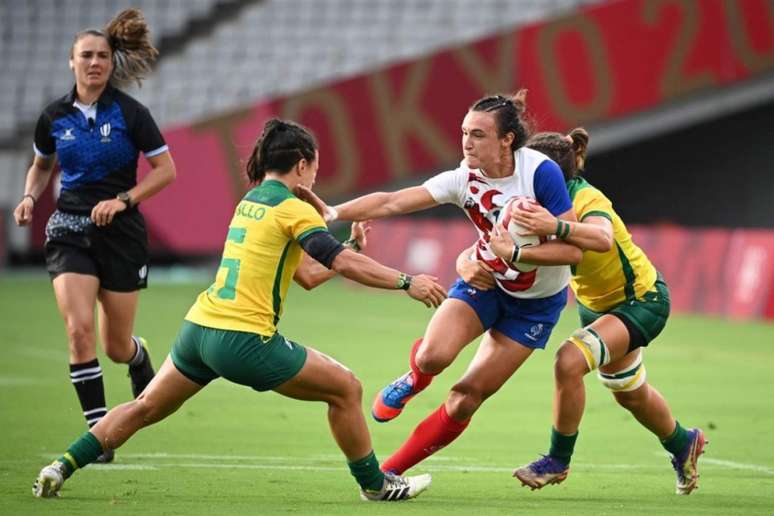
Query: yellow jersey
185,180,327,336
568,177,657,312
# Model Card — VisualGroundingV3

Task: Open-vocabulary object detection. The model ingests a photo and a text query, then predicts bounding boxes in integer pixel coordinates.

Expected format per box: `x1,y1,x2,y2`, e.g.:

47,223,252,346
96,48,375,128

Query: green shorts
170,320,308,391
578,275,671,349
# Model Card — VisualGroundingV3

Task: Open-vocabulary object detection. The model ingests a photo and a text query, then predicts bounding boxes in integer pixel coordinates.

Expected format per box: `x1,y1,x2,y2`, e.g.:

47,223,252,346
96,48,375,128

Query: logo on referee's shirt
100,123,111,143
61,128,75,141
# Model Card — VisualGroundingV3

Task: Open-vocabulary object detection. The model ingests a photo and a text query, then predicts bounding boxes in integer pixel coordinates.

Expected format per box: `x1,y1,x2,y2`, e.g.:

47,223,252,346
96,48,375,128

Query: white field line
700,458,774,475
38,453,774,475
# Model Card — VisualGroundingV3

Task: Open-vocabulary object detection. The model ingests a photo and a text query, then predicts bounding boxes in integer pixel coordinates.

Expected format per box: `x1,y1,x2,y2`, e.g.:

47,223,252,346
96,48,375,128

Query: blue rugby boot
513,455,570,490
372,371,424,423
670,428,706,495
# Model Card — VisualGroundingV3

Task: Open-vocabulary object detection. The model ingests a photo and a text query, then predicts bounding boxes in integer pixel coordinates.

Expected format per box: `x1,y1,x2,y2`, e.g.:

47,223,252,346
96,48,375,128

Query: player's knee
446,383,483,420
554,343,588,383
65,318,95,349
330,370,363,407
342,371,363,404
415,342,450,375
566,326,612,372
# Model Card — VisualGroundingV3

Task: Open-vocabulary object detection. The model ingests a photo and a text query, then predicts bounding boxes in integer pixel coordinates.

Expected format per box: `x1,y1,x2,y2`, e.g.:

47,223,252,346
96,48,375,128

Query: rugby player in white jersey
298,91,584,473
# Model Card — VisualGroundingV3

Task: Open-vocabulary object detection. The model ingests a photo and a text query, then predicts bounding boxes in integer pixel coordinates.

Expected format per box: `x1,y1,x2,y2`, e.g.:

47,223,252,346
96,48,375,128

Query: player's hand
350,221,370,250
91,198,127,226
489,223,516,262
13,197,35,226
295,185,338,222
510,204,556,236
407,274,447,308
456,255,496,290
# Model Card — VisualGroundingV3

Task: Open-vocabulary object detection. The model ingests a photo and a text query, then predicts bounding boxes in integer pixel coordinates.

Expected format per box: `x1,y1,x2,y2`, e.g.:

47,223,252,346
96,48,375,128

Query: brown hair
245,119,318,184
527,127,590,181
469,89,532,151
71,8,158,88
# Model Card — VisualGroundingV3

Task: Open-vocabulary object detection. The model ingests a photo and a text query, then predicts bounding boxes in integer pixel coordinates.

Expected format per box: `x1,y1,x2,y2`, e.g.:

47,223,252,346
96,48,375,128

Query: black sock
69,359,107,428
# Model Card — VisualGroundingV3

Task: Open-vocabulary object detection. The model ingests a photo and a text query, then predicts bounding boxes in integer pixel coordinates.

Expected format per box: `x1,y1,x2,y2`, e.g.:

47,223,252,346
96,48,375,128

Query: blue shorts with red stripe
448,278,567,349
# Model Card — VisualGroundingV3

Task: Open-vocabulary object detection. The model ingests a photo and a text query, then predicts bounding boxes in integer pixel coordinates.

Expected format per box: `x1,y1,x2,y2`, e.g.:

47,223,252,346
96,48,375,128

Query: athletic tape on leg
598,352,647,392
568,327,611,371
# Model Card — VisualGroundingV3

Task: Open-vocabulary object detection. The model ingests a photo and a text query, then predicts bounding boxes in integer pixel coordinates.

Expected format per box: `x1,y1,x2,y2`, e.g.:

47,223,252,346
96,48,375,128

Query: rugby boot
513,455,570,490
32,461,66,498
670,428,706,495
372,371,425,422
360,472,432,501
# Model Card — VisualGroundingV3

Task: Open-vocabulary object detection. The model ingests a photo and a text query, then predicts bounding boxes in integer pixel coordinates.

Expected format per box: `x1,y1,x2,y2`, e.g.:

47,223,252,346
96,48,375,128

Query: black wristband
22,193,36,205
397,272,412,290
510,244,521,264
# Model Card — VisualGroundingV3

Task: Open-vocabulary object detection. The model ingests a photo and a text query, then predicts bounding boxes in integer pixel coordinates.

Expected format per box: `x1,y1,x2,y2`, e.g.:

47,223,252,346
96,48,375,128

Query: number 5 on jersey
209,227,246,300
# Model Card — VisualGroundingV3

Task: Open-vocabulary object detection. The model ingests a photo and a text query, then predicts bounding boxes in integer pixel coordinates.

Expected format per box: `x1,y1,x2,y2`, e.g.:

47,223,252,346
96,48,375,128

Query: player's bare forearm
293,253,338,290
333,186,437,221
563,217,613,253
519,240,582,266
331,249,405,289
331,249,446,307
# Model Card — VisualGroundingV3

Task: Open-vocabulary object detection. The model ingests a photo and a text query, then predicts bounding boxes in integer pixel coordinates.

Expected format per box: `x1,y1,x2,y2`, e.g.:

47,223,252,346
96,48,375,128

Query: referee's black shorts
44,209,149,292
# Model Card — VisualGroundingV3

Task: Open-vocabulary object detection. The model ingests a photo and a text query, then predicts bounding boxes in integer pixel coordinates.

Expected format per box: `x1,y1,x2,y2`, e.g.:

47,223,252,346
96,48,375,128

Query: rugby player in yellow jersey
33,119,447,502
463,128,705,495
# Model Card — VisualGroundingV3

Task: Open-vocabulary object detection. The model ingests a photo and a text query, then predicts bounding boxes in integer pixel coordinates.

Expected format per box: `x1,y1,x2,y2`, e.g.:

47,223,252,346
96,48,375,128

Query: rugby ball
499,197,542,272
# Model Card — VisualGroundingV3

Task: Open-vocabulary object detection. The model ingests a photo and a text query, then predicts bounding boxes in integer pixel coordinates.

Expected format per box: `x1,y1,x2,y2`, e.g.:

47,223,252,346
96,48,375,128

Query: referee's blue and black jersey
33,83,168,214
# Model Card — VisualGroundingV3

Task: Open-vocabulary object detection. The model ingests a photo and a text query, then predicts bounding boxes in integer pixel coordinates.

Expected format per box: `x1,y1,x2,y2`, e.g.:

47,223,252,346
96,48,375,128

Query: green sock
347,450,385,492
56,431,103,478
548,427,578,466
661,421,690,456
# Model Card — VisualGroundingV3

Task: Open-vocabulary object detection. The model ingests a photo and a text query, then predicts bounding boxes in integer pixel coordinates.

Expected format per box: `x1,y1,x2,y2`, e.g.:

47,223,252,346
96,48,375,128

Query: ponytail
246,119,318,184
568,127,589,171
104,8,158,88
526,127,591,181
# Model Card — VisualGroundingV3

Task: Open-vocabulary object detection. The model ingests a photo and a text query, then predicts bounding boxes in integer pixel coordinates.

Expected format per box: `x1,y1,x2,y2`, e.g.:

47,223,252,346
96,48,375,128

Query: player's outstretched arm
294,222,370,290
295,185,438,222
330,250,447,308
332,186,438,222
511,204,612,253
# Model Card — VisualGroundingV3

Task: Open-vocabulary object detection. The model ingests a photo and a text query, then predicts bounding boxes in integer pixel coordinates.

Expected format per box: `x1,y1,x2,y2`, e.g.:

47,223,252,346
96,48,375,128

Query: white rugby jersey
423,147,572,299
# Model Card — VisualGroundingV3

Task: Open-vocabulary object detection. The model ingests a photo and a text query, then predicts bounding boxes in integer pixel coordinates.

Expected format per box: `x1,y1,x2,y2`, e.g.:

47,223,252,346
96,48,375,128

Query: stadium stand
0,0,602,225
0,0,605,140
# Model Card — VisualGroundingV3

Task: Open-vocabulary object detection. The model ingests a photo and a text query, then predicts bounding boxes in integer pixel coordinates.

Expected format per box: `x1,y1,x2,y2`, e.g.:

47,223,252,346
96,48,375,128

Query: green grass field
1,274,773,515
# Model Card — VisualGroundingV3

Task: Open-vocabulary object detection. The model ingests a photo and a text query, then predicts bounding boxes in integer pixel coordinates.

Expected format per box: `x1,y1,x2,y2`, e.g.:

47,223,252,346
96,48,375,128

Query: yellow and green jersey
185,180,327,336
568,177,657,312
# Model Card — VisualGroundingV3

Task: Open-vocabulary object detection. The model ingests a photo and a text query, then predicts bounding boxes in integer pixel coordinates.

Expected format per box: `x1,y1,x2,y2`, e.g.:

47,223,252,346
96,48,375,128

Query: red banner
361,219,774,320
131,0,774,252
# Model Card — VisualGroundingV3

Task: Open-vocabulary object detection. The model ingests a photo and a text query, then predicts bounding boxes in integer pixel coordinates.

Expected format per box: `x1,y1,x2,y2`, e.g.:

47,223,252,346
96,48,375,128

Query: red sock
381,404,470,474
409,338,434,391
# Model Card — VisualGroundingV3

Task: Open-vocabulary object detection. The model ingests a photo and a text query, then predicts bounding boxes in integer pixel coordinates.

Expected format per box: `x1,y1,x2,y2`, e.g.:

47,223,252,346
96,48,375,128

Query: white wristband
324,206,339,222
